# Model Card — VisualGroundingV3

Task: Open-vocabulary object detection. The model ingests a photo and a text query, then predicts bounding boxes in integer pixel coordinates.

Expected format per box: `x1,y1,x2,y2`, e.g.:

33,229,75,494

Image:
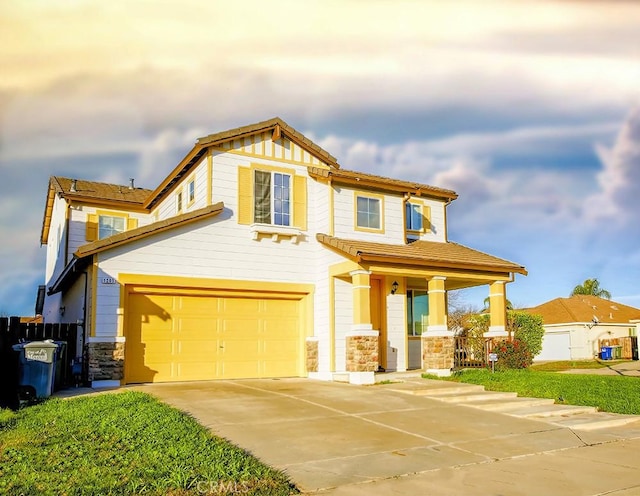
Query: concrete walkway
559,360,640,377
132,378,640,495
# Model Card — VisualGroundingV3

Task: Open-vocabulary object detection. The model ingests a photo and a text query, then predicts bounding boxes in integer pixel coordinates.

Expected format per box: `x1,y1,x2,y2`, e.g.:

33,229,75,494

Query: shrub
493,339,533,370
508,311,544,358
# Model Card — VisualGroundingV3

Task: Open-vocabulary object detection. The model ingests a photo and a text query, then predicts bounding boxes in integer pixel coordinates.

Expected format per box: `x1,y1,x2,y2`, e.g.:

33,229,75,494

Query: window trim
405,199,424,234
253,168,292,227
354,191,385,233
186,177,196,207
176,188,183,214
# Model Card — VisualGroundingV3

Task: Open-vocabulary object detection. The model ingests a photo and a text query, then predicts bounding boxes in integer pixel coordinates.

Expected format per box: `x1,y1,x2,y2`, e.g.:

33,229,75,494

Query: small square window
356,195,381,230
98,215,125,240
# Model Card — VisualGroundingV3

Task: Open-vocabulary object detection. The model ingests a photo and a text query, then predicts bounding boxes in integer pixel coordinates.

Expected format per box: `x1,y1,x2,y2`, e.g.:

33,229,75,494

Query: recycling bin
611,345,622,360
600,346,612,360
12,341,59,398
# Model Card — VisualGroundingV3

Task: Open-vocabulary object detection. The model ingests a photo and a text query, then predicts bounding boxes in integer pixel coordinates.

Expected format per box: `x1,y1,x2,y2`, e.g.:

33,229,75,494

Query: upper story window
406,202,422,232
98,215,125,240
355,193,383,232
86,211,137,242
187,179,195,205
254,170,291,226
176,190,183,213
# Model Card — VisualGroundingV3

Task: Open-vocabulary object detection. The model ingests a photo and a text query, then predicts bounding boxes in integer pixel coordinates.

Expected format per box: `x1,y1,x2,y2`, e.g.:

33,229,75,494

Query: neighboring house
523,295,640,361
40,117,526,387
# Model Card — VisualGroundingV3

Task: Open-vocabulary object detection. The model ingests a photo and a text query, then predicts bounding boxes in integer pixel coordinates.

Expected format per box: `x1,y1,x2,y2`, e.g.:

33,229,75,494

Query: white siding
333,277,352,372
418,198,447,243
332,186,404,243
385,288,407,372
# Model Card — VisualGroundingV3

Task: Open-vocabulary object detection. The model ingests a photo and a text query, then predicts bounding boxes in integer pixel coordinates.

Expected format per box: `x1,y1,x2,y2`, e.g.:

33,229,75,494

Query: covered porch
316,235,527,384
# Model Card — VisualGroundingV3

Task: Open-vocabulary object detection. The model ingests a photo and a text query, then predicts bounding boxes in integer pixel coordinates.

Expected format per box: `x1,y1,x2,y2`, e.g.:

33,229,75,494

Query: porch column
422,276,454,376
485,281,508,338
346,270,378,385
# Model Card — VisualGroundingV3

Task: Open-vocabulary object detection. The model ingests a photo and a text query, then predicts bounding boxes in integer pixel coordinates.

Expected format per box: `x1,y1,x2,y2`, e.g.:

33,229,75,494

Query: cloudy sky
1,0,639,316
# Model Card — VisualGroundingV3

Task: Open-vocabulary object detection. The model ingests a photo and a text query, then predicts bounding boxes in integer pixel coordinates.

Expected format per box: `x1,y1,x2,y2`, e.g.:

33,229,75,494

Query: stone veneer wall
87,342,124,381
346,335,378,372
422,336,454,370
306,339,319,373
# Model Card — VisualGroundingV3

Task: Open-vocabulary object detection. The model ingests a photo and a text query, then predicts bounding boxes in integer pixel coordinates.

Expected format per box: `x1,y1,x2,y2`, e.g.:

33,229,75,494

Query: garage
125,289,304,383
536,331,571,361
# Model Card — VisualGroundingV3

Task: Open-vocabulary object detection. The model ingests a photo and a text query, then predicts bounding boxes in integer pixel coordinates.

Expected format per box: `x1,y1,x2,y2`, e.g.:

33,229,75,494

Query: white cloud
585,106,640,224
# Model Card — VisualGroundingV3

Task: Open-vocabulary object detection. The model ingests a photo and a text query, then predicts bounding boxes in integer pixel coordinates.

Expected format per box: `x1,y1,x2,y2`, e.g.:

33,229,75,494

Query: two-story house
40,117,526,387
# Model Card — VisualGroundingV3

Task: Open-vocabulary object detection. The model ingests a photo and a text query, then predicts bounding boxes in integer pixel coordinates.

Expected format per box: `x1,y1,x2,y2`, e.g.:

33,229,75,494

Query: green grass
433,369,640,415
0,391,298,495
530,359,629,372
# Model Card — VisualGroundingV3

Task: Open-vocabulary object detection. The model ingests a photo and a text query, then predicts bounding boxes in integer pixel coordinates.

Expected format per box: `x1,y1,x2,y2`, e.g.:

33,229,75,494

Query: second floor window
177,190,183,213
254,170,291,226
356,195,381,230
188,179,195,204
99,215,125,240
406,202,422,232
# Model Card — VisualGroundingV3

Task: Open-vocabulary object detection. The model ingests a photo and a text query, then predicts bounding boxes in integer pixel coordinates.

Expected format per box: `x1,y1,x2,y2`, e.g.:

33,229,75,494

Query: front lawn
0,391,297,495
436,369,640,415
530,359,629,372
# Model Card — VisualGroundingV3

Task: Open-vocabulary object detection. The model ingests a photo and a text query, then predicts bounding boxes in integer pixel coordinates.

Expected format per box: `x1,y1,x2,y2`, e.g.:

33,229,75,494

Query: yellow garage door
126,292,301,383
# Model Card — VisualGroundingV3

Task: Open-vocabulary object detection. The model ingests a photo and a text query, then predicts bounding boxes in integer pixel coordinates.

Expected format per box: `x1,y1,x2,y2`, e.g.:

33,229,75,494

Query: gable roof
41,176,152,244
144,117,340,209
317,234,527,275
76,202,224,258
49,202,225,295
523,295,640,325
308,167,458,201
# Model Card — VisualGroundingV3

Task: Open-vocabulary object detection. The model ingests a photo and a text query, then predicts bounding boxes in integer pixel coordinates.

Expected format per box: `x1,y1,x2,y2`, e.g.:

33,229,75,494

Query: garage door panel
126,290,302,383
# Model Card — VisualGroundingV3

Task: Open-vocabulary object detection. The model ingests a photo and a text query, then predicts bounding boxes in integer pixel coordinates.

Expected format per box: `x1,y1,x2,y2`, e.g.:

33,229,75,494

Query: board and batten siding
385,286,407,372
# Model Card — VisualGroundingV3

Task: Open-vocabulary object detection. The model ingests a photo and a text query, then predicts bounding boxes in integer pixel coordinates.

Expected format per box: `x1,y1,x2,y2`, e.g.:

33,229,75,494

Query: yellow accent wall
350,270,371,325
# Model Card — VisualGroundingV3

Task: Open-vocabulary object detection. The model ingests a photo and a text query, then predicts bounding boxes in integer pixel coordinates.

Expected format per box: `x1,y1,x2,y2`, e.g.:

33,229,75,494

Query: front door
370,277,386,369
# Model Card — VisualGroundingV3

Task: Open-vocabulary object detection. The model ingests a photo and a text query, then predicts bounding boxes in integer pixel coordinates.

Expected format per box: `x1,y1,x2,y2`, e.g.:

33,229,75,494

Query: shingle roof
308,168,458,200
523,296,640,325
52,176,152,205
41,176,153,244
316,234,527,275
75,202,224,257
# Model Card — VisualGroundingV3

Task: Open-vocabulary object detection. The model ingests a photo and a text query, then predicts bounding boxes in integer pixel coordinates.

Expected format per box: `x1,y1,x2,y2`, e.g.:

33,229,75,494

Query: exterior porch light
390,281,399,295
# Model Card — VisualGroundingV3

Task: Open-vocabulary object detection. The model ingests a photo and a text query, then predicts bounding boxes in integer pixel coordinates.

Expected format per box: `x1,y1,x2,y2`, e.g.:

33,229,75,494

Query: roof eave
358,253,527,276
75,202,225,258
48,255,91,295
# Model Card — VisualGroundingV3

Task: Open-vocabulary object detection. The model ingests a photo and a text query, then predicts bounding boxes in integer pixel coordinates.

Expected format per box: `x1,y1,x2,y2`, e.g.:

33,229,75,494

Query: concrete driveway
133,378,640,495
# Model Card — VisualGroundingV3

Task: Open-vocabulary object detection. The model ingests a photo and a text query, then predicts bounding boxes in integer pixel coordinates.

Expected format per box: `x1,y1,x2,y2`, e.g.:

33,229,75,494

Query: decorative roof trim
308,167,458,201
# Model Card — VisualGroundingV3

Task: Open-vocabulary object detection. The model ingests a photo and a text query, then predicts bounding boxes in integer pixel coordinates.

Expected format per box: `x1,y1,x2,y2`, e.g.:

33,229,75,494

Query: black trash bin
12,341,59,399
52,341,67,391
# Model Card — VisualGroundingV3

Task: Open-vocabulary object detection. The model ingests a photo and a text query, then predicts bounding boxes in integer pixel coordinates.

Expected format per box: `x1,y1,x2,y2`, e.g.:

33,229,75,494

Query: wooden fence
454,336,492,370
0,317,80,407
598,336,639,360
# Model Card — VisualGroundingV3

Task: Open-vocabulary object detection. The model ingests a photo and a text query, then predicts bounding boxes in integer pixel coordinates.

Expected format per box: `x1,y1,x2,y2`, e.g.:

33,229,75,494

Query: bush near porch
464,311,544,368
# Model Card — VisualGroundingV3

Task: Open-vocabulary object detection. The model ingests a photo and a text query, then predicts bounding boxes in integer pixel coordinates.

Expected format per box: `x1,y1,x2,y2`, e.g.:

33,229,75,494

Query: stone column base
345,330,379,372
305,337,319,374
422,335,454,376
87,338,125,386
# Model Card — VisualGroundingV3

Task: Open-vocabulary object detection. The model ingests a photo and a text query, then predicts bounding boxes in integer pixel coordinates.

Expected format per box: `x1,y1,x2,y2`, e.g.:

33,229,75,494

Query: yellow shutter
237,166,253,225
293,175,307,231
127,217,138,230
423,205,431,232
86,214,98,241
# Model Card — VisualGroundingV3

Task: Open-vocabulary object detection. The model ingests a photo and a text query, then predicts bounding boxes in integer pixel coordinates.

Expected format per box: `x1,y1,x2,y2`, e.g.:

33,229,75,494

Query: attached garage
536,331,571,361
123,279,312,384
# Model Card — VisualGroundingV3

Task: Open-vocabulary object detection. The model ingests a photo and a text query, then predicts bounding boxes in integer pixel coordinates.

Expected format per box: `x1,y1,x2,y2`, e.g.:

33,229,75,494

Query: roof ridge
52,175,153,192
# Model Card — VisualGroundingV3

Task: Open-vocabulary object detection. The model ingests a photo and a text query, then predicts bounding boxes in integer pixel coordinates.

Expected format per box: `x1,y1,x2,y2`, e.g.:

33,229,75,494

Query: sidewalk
559,360,640,377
